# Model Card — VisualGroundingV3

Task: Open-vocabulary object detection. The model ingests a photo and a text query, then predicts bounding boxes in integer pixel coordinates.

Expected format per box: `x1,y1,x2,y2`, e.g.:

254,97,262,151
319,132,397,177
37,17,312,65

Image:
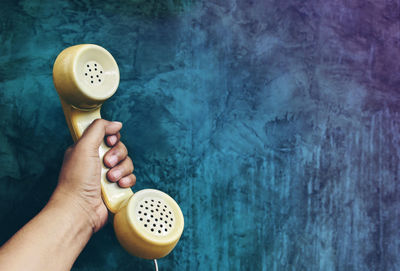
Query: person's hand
51,119,136,233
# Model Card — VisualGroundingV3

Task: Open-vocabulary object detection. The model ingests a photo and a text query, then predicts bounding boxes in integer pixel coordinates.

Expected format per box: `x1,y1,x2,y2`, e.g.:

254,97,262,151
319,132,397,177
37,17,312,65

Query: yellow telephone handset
53,44,184,259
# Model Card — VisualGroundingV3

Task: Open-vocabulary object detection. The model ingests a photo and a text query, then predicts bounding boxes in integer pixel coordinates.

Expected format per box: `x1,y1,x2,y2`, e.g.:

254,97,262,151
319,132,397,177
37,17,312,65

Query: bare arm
0,194,92,271
0,119,136,271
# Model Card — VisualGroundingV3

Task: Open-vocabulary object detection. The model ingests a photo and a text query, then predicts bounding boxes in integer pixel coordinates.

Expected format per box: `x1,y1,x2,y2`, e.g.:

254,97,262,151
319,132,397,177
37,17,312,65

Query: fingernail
109,135,117,145
112,170,121,180
112,121,122,126
108,155,118,167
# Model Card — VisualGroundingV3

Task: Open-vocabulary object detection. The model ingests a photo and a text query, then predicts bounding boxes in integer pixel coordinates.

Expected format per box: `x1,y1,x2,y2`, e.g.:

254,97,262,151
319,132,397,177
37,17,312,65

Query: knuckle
116,142,128,156
92,118,106,127
120,141,128,152
129,174,136,185
127,177,134,185
126,157,134,172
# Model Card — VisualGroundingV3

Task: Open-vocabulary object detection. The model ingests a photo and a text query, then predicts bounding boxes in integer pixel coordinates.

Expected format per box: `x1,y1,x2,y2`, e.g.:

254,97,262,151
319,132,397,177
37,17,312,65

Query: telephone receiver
52,44,184,259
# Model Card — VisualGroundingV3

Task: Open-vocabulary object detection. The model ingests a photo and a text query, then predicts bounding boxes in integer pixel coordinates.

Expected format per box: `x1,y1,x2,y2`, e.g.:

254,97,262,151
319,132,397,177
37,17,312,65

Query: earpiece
53,44,184,259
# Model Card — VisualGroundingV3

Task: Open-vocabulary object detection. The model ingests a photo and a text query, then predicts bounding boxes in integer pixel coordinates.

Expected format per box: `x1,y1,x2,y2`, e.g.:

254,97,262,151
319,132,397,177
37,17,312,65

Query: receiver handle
60,98,133,213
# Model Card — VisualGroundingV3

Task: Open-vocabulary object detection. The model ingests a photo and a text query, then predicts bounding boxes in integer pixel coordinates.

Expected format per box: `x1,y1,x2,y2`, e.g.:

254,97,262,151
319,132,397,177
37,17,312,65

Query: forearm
0,120,132,270
0,194,93,271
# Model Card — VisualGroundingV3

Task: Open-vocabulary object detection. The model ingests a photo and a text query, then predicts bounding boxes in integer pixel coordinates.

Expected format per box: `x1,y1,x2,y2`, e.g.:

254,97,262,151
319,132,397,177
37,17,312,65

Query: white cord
154,259,159,271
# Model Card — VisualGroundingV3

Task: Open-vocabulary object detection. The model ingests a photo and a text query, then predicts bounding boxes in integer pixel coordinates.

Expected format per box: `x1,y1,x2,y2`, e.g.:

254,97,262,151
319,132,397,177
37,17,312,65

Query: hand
51,119,136,233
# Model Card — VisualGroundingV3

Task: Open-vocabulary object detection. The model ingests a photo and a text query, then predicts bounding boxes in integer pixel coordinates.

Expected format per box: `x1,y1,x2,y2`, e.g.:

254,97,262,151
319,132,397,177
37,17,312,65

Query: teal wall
1,0,400,270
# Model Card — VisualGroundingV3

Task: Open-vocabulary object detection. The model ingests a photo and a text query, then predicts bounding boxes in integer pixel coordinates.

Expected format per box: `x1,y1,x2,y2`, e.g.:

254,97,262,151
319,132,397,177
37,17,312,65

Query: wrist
49,188,96,234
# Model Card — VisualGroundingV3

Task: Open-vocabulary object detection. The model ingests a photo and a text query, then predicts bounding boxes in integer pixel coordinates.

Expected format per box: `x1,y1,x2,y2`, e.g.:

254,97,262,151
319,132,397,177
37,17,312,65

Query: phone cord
153,259,159,271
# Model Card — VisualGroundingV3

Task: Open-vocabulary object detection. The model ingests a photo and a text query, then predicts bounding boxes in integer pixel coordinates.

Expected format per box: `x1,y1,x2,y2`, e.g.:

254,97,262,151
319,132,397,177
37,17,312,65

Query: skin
0,119,135,271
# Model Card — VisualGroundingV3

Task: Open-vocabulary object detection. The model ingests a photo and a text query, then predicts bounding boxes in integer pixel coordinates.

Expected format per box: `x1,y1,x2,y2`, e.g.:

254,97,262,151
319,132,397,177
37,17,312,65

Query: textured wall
1,0,400,270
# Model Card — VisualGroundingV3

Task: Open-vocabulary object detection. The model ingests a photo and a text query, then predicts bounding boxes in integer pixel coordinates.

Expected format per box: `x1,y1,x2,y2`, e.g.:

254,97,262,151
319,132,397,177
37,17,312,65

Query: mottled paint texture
1,0,400,270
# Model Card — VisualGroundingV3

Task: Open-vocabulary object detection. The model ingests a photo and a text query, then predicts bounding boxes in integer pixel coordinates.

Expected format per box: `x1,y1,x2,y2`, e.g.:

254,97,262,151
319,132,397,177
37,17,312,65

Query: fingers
107,156,136,188
79,119,122,149
107,156,134,182
118,174,136,188
104,141,136,188
105,132,121,147
104,141,128,168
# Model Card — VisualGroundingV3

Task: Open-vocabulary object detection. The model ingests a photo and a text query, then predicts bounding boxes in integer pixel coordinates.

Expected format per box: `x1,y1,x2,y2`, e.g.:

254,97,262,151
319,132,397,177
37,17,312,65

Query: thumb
78,119,122,149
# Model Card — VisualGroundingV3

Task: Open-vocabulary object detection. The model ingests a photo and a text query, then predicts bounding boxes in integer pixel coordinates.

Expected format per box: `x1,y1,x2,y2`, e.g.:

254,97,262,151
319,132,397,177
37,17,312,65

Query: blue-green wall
1,0,400,270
